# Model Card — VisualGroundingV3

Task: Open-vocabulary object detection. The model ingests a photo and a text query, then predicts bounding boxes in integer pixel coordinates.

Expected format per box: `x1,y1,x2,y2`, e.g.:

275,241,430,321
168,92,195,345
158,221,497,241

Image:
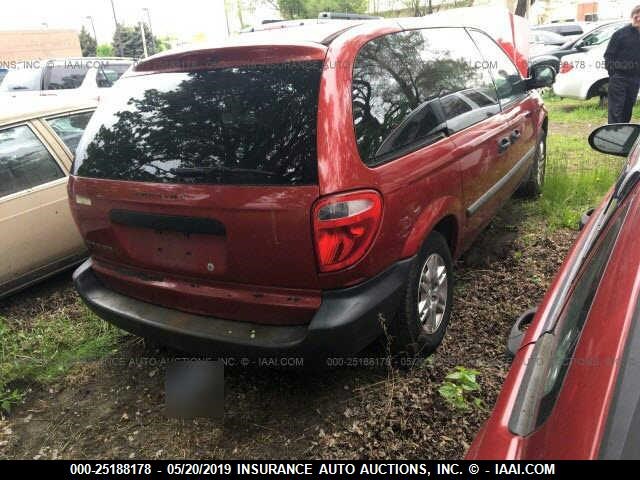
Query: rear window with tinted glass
74,61,323,185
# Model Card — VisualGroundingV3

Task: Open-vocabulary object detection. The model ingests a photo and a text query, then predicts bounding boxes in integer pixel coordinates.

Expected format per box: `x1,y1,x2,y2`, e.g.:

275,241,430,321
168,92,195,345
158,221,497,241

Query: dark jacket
604,24,640,77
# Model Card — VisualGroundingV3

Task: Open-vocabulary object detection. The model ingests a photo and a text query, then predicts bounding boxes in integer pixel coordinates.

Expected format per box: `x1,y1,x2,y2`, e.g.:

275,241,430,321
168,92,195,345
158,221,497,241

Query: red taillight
312,190,382,273
559,62,573,74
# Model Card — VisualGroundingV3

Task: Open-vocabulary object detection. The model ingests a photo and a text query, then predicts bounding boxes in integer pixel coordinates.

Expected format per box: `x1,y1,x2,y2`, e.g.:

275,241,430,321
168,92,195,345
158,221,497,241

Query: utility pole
142,7,156,54
110,0,123,57
223,0,231,38
139,21,149,58
86,16,98,46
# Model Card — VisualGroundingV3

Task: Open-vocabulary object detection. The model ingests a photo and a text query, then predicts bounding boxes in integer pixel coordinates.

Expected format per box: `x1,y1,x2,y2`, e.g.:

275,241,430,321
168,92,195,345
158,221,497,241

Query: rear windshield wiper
170,166,276,177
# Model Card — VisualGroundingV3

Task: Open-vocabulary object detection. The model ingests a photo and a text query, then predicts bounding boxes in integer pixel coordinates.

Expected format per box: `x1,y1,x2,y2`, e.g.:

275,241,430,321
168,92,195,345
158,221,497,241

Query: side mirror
588,124,640,157
507,308,537,358
579,208,595,230
575,42,586,51
526,64,556,89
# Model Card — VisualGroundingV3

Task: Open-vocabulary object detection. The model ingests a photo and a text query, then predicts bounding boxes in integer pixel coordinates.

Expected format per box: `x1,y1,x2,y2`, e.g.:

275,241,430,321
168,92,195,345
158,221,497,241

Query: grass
542,93,606,124
0,303,124,413
527,133,624,230
524,92,627,230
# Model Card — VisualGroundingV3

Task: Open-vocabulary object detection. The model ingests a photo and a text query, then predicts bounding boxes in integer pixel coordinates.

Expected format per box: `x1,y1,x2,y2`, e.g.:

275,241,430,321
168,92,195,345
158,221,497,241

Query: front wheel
517,134,546,198
389,231,453,360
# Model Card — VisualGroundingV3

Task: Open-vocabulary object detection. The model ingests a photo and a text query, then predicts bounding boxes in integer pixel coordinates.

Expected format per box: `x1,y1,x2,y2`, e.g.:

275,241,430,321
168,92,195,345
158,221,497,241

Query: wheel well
542,116,548,136
433,216,458,256
587,78,608,99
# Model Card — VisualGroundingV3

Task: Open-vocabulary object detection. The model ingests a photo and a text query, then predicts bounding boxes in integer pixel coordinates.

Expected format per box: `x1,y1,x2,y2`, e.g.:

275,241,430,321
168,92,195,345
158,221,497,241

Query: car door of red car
507,197,633,459
453,29,536,242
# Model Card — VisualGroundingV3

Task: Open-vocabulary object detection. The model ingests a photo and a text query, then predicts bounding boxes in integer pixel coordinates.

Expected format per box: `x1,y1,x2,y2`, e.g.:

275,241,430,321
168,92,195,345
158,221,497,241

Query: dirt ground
0,201,576,460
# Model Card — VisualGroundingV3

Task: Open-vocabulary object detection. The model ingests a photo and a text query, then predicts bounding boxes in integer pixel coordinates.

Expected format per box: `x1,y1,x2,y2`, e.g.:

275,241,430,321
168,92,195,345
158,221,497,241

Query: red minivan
467,124,640,459
69,16,553,358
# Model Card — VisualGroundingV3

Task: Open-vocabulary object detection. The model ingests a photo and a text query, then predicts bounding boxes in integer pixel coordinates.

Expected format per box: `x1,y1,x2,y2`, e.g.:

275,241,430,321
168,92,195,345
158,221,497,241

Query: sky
0,0,235,45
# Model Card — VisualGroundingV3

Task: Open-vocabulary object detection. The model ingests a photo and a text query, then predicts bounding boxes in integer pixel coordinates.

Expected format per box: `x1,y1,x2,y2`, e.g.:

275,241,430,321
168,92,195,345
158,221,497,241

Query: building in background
530,0,636,24
0,29,81,64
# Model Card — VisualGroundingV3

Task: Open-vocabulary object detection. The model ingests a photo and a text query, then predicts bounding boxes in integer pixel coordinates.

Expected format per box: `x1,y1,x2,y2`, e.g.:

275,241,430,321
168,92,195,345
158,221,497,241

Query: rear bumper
73,257,414,357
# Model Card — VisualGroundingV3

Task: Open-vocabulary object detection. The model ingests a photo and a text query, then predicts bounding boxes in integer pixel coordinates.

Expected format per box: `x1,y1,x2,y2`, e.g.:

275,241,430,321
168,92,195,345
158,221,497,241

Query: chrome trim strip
466,145,536,217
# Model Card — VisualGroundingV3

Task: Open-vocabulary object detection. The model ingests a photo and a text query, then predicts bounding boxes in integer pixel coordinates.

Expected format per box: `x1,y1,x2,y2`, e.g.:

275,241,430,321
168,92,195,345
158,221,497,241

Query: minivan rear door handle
498,137,511,153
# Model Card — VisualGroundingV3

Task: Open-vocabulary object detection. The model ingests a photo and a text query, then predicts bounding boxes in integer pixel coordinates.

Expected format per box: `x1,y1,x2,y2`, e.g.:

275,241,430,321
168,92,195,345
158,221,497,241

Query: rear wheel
517,133,546,198
389,232,453,362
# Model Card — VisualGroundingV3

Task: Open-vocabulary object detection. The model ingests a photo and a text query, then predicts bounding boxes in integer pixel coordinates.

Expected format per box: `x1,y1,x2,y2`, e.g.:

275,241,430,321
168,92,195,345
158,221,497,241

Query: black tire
598,94,608,109
517,133,546,198
389,231,453,362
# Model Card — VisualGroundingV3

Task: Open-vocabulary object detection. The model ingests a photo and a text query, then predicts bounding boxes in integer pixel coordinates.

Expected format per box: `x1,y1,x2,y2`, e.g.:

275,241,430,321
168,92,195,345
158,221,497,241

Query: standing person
604,6,640,123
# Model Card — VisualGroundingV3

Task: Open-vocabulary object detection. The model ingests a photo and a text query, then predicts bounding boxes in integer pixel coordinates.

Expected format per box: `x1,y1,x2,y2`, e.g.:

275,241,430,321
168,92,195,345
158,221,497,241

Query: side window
0,125,64,198
438,29,500,135
352,28,499,166
579,23,623,47
534,205,627,428
467,29,526,107
96,64,130,88
46,111,94,153
44,65,90,90
0,69,41,92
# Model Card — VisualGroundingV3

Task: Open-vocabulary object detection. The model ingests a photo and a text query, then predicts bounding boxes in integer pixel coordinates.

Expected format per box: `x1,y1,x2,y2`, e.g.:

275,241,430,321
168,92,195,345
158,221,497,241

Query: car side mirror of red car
589,124,640,157
579,208,595,230
507,308,537,358
525,64,556,90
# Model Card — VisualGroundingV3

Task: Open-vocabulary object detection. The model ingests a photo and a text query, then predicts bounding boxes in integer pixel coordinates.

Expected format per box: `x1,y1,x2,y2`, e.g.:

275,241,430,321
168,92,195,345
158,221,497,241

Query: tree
403,0,423,17
79,25,97,57
515,0,536,17
275,0,368,20
112,23,162,58
96,44,114,57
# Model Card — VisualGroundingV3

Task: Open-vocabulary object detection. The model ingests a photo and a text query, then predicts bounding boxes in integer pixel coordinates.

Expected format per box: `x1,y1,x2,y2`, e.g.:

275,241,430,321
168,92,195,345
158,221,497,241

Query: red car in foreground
467,123,640,459
68,15,553,358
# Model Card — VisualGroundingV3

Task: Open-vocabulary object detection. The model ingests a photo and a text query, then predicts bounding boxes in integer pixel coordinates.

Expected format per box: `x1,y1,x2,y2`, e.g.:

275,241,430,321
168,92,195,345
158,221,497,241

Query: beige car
0,98,96,297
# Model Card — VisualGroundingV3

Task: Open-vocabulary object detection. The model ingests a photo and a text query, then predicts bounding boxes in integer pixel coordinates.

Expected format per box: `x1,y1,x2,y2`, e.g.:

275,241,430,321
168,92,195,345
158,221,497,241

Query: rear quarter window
74,61,323,185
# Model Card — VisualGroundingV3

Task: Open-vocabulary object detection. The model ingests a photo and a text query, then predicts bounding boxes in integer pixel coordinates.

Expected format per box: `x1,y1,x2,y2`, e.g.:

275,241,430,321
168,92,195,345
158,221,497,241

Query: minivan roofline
131,42,328,74
132,9,518,74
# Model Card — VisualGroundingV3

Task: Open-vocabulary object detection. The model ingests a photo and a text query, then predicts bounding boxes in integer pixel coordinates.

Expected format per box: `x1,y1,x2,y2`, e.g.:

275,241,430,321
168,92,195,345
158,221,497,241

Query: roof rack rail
318,12,382,20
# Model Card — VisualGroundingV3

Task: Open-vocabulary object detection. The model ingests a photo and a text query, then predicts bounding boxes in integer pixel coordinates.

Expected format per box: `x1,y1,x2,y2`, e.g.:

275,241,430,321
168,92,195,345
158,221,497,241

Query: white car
0,58,133,100
553,42,612,103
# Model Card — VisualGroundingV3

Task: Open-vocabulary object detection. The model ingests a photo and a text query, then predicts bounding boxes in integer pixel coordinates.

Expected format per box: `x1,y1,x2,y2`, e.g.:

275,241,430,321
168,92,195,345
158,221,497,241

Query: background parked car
0,58,133,99
532,21,586,37
467,123,640,459
552,37,638,106
529,21,625,75
69,13,552,360
0,98,96,298
529,30,567,57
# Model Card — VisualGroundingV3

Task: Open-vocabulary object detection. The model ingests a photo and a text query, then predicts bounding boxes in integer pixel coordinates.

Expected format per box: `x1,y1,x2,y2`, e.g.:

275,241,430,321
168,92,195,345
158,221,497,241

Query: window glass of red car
73,61,323,185
352,27,499,166
534,202,629,428
467,28,527,107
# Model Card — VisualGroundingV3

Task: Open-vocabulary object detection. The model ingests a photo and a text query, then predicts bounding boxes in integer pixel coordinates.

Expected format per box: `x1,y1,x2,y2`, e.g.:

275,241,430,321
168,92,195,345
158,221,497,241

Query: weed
438,366,484,411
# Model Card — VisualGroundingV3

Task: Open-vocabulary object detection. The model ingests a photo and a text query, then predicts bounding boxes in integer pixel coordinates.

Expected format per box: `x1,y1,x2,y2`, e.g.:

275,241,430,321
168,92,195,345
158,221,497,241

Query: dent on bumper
73,257,414,356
